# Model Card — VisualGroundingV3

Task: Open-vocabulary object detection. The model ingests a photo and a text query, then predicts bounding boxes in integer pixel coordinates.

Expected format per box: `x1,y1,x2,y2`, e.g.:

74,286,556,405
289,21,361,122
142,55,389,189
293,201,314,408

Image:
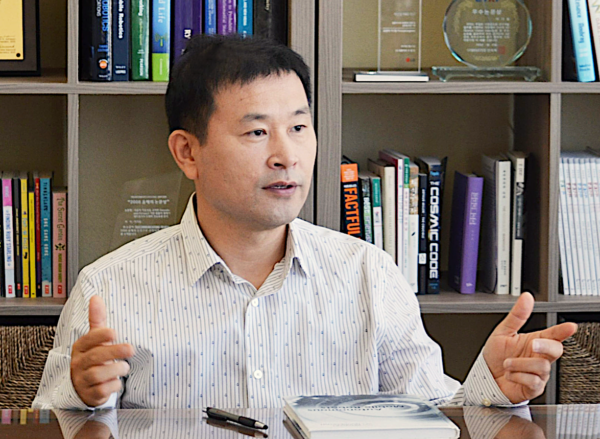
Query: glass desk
0,405,595,439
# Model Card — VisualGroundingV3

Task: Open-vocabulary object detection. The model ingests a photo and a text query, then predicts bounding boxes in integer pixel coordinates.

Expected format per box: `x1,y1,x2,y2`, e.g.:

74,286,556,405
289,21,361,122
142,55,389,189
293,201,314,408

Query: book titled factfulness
283,394,460,439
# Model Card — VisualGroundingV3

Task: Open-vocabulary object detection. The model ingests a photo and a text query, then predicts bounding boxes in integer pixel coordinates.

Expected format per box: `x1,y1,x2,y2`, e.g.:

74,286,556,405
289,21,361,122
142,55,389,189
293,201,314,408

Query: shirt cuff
53,371,118,411
463,351,527,407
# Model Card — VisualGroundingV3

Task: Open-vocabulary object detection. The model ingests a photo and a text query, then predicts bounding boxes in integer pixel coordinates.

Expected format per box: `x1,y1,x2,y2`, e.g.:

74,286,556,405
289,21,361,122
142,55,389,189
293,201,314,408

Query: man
33,35,576,410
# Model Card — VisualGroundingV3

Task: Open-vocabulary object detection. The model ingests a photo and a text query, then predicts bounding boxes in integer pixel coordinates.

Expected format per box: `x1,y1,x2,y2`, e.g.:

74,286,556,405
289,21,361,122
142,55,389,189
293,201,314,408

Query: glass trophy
354,0,429,82
432,0,541,82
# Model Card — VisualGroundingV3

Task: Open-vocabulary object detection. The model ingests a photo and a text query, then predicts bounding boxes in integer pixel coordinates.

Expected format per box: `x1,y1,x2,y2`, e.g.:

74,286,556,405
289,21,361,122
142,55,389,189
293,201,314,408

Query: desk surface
0,405,595,439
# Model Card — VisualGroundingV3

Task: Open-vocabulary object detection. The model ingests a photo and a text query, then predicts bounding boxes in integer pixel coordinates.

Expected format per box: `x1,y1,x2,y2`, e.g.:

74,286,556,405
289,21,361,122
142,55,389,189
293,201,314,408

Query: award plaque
111,172,183,251
355,0,429,82
432,0,540,82
0,0,40,75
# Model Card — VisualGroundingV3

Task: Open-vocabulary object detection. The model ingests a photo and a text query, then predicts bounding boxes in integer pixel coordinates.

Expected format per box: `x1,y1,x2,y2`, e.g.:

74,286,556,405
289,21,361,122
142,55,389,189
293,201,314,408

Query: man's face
192,72,317,231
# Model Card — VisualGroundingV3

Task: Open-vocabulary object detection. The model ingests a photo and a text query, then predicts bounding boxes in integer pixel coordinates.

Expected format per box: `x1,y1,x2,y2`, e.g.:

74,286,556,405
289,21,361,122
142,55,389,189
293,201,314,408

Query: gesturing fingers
538,322,578,343
503,357,551,380
80,361,131,387
531,338,564,362
505,371,546,396
73,328,117,353
76,343,135,371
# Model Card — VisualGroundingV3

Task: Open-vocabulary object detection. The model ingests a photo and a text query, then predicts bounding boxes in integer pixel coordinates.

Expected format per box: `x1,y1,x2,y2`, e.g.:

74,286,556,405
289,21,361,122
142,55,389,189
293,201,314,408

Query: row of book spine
559,149,600,295
0,172,67,299
564,0,600,82
80,0,288,82
341,152,527,296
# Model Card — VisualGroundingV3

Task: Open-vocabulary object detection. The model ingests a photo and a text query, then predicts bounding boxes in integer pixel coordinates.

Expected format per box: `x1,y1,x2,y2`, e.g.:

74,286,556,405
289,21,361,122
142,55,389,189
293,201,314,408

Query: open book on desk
283,394,460,439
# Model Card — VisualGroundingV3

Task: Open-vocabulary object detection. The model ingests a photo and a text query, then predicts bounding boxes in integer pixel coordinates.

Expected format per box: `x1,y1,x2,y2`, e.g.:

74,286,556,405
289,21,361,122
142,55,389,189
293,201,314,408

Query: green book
131,0,150,80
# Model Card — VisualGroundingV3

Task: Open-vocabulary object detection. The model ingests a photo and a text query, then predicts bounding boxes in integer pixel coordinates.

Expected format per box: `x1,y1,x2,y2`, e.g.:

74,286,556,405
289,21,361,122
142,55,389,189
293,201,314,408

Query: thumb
88,295,107,331
493,292,534,337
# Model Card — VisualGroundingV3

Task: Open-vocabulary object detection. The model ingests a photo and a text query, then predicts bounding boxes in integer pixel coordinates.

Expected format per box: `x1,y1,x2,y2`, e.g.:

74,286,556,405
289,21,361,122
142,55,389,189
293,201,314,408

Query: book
415,157,447,294
341,157,363,239
448,172,484,294
173,0,202,63
506,151,527,296
12,176,22,297
2,172,16,298
238,0,253,37
566,0,597,82
358,172,373,244
589,0,600,71
112,0,130,80
417,172,428,295
368,172,384,250
559,158,575,295
254,0,288,44
80,0,112,81
131,0,150,80
0,185,3,297
407,161,419,293
34,175,42,298
152,0,171,82
19,172,30,299
52,189,67,298
368,159,396,261
562,155,584,295
379,150,409,276
205,0,217,34
39,172,53,297
218,0,236,34
480,155,511,295
283,394,460,439
28,190,36,298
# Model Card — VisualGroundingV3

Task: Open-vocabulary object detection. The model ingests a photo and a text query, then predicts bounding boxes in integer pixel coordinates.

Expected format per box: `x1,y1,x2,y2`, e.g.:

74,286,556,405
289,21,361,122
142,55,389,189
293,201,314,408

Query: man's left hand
483,292,577,404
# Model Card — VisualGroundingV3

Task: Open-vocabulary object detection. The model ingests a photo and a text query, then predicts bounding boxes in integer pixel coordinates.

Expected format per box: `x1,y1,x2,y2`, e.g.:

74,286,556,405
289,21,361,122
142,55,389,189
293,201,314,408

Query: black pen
204,407,269,430
206,417,269,438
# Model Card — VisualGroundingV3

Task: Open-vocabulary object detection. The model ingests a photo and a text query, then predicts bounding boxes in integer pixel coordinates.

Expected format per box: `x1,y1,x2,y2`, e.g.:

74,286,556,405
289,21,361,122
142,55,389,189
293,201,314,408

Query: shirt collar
180,194,310,287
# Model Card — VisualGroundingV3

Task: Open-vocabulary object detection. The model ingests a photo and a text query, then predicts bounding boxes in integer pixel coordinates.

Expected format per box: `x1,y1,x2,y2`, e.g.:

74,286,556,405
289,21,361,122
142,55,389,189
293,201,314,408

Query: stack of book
80,0,288,82
0,172,67,299
563,0,600,82
559,150,600,295
341,151,527,296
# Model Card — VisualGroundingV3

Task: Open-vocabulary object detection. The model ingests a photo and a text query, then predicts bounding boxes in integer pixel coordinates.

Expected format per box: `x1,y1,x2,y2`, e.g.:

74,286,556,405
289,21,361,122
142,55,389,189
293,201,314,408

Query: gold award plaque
0,0,25,61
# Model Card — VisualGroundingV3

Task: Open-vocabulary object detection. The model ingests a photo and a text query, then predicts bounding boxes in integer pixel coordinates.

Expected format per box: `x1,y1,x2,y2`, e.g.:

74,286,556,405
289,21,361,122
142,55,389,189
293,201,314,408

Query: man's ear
168,129,200,181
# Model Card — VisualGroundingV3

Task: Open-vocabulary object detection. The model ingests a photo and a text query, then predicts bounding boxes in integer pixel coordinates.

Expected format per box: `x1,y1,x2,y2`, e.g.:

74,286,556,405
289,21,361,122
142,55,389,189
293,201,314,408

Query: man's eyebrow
240,106,311,123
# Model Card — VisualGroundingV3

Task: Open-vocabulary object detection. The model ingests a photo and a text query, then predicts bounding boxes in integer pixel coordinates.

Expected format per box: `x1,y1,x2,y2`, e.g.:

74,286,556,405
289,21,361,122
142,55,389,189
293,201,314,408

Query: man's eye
293,125,306,132
250,129,266,137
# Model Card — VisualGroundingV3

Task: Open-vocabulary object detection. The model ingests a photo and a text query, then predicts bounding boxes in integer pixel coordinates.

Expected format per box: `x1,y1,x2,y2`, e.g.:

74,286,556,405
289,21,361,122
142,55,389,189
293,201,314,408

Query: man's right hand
71,295,135,407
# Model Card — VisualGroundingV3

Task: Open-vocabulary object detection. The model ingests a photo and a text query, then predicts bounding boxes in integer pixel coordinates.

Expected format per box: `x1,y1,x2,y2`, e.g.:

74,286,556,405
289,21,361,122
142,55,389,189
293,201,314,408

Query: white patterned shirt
33,195,512,410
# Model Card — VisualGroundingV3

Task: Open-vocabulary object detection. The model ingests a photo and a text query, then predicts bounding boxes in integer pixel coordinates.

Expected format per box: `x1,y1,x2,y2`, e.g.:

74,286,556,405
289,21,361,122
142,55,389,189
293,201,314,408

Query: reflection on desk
0,405,599,439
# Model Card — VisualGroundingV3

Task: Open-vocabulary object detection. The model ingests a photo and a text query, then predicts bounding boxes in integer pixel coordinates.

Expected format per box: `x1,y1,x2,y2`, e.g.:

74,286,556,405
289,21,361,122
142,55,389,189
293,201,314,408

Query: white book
366,172,384,250
379,150,410,275
581,154,600,295
564,157,584,295
481,155,511,294
368,159,396,261
592,156,600,294
559,160,575,295
506,151,527,296
572,155,594,295
1,172,16,298
566,156,588,295
283,394,460,439
407,161,419,292
588,0,600,68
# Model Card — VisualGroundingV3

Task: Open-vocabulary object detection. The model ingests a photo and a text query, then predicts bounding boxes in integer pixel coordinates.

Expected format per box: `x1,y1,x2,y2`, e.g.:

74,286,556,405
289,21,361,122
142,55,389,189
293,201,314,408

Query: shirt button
251,299,259,307
253,370,263,380
482,398,491,407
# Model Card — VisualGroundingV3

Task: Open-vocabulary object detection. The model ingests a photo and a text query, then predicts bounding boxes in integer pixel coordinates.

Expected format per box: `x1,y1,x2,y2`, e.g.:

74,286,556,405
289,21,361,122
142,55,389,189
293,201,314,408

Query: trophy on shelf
432,0,541,82
354,0,429,82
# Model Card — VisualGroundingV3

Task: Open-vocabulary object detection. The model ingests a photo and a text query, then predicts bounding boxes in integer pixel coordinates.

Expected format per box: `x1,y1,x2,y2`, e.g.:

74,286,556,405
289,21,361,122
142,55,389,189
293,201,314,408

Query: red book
52,189,67,298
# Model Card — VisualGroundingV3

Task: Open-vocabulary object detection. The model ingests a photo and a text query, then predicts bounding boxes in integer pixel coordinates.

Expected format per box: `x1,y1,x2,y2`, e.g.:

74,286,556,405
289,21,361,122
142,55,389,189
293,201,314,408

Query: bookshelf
0,0,597,406
316,0,600,403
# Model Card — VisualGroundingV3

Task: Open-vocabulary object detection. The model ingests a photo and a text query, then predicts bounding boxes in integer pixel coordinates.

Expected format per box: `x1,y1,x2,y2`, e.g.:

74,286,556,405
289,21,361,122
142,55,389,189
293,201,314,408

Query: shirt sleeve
32,270,119,410
375,258,521,407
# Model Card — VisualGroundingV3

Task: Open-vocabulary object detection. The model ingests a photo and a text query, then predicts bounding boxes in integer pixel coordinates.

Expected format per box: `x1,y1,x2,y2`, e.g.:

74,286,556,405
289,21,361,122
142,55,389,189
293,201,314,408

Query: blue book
205,0,217,34
174,0,202,63
567,0,596,82
238,0,253,36
39,173,52,297
448,172,484,294
113,0,130,80
152,0,171,82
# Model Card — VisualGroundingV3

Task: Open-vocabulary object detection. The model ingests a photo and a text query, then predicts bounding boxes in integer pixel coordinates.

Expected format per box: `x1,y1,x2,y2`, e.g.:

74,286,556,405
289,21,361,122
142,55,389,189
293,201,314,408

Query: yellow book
20,172,30,298
28,191,36,298
0,0,24,61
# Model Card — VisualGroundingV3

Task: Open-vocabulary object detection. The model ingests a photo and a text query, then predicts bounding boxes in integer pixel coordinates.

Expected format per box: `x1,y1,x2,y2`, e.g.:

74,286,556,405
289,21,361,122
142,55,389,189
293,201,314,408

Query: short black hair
165,34,312,144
